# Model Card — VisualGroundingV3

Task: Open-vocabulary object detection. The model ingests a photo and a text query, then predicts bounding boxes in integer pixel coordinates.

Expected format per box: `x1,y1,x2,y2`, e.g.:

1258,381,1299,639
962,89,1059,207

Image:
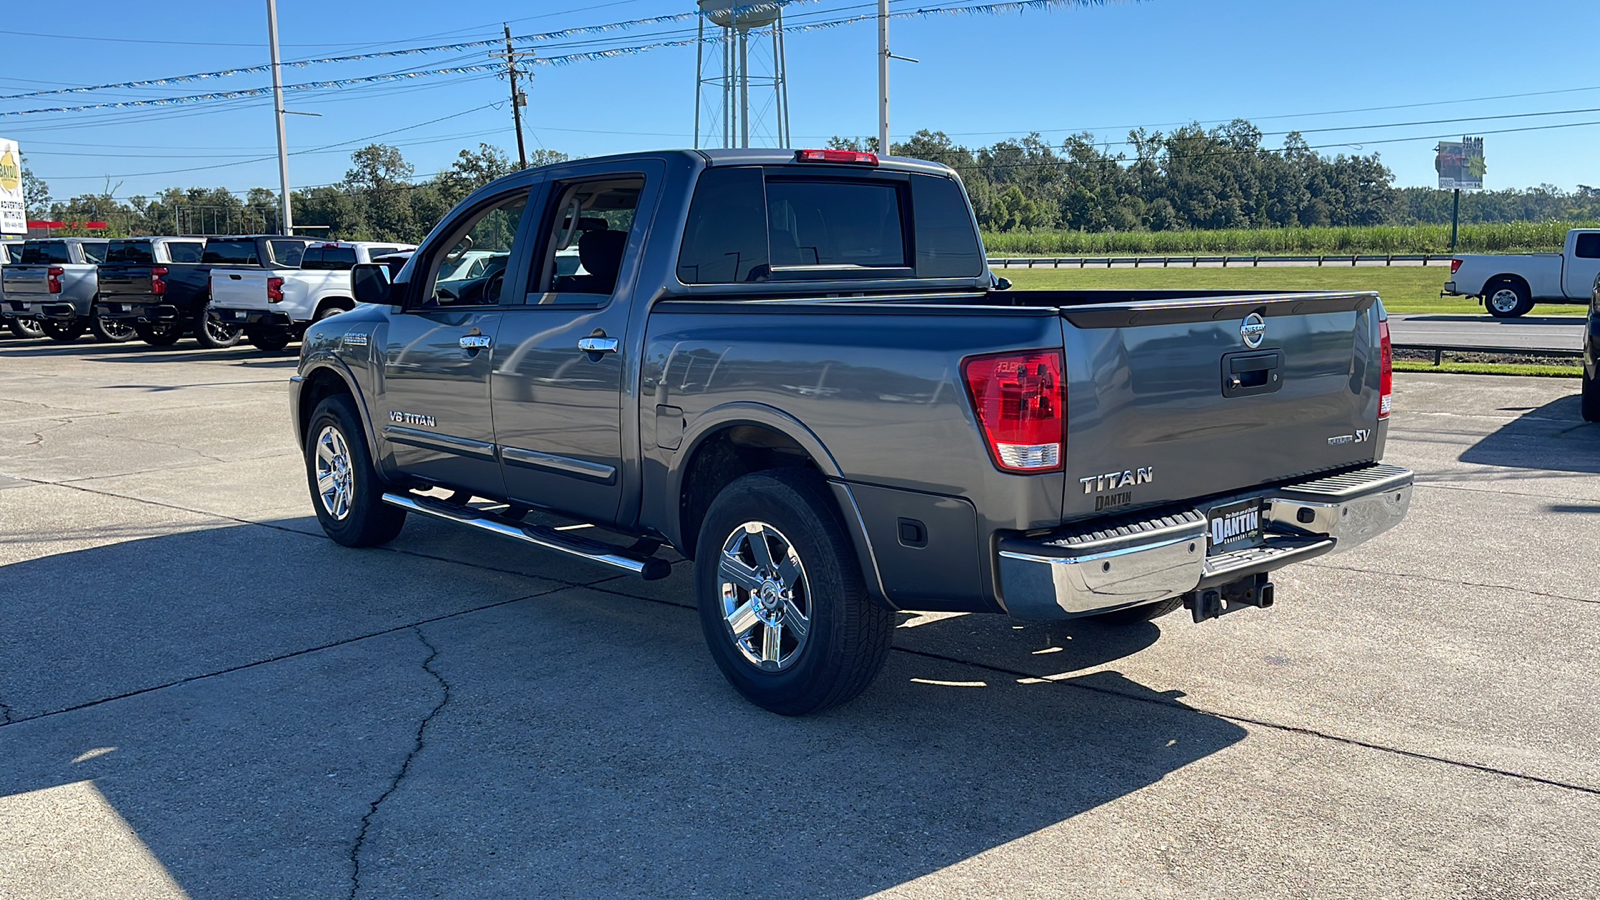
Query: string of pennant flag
0,0,1116,117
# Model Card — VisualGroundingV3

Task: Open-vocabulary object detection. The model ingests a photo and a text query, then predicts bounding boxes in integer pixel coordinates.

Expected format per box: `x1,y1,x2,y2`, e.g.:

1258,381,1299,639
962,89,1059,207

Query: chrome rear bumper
998,463,1413,620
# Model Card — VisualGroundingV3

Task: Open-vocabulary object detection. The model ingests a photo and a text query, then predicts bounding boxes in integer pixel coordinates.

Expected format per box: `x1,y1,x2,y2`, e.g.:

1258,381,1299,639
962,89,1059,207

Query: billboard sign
0,138,25,235
1436,136,1485,191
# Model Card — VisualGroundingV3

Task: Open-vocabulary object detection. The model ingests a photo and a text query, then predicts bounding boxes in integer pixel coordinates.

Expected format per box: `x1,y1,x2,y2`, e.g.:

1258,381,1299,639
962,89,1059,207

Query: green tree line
24,119,1600,243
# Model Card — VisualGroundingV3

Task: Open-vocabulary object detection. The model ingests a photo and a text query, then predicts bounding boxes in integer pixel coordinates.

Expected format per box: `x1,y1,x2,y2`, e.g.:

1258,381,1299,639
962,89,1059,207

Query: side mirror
351,263,395,307
994,276,1012,291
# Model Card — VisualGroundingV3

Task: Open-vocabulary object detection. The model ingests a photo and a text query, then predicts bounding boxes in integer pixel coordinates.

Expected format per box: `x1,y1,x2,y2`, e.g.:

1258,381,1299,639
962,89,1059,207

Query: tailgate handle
228,274,241,280
1222,350,1283,398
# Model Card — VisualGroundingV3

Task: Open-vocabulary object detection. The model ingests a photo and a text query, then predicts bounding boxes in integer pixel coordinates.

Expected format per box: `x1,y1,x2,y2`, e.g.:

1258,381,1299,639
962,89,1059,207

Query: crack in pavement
348,627,451,900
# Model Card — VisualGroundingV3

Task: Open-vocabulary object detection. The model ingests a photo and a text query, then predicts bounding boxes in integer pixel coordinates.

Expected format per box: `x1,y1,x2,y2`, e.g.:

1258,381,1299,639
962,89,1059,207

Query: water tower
694,1,790,149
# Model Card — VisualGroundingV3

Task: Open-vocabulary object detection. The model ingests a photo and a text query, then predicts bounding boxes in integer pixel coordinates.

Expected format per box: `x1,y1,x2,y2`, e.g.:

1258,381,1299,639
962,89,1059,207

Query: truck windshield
203,240,260,265
106,241,155,264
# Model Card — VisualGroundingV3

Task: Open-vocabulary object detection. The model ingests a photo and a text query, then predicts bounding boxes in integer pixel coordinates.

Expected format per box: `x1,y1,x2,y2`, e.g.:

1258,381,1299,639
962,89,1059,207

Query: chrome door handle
460,335,491,350
577,337,619,354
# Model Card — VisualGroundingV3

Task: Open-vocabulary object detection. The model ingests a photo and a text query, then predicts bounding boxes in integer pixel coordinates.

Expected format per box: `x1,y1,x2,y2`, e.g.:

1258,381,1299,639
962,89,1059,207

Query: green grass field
998,265,1588,316
981,221,1598,256
1394,361,1581,377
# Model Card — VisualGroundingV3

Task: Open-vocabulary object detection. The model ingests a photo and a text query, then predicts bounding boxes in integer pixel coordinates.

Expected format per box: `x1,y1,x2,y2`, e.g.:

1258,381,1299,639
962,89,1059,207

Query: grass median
997,265,1587,316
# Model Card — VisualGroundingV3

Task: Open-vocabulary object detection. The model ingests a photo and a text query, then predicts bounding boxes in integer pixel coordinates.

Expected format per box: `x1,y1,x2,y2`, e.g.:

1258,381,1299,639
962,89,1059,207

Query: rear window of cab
676,165,984,285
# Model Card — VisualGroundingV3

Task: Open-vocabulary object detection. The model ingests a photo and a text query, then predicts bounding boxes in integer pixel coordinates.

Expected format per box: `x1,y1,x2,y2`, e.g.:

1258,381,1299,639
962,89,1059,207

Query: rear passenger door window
526,176,646,307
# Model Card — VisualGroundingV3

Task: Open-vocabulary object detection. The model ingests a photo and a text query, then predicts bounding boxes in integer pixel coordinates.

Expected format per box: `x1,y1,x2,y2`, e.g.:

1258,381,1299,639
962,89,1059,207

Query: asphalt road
1389,313,1587,352
2,336,1598,899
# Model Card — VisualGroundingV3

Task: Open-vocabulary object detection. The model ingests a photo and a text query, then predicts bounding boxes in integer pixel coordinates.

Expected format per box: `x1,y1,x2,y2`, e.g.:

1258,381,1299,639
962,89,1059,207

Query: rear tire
6,317,44,339
192,301,242,349
134,321,183,347
39,318,86,342
304,393,407,547
1583,365,1600,423
694,469,894,715
1088,596,1184,625
90,307,137,343
1484,279,1533,318
245,324,292,351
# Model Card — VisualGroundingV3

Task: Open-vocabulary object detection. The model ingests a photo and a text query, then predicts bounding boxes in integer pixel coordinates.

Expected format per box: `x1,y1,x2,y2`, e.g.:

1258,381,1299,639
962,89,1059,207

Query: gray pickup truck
0,237,135,343
290,149,1413,715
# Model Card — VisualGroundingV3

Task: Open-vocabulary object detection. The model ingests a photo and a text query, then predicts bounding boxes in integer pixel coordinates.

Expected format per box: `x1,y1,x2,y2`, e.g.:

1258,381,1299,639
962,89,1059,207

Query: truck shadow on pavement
1459,393,1600,475
0,519,1245,898
0,337,296,364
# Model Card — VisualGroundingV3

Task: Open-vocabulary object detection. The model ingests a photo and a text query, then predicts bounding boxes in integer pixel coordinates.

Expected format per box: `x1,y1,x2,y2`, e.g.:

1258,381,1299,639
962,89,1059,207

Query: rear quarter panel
1455,253,1563,298
640,301,1068,543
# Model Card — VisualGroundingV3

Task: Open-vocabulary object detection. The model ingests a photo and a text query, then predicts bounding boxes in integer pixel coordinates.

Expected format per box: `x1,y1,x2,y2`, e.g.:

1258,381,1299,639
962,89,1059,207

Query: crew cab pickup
210,240,413,351
1445,228,1600,318
0,242,42,338
290,149,1413,715
95,236,224,347
100,234,310,348
0,238,128,343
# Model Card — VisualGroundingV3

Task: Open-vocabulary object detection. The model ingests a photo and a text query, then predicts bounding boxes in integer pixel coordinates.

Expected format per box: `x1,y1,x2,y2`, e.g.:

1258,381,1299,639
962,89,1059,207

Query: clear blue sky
4,0,1596,209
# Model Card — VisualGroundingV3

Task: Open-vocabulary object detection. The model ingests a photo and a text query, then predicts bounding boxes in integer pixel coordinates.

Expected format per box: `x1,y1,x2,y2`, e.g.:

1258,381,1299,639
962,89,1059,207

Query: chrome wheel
718,521,811,671
314,425,355,521
1488,289,1520,314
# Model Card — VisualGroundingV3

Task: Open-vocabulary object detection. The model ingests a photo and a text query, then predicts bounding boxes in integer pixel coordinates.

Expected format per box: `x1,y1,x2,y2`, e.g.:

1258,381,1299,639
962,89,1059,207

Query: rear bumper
214,307,294,328
3,299,79,320
100,301,183,323
997,463,1413,619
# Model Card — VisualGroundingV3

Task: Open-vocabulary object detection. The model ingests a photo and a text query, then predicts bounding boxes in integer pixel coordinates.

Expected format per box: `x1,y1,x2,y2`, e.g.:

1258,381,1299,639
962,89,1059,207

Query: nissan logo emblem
1241,312,1266,349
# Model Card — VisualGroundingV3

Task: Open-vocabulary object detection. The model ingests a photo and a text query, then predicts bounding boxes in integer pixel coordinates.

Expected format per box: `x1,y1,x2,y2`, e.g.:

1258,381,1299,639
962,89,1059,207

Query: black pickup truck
290,149,1413,715
99,235,309,348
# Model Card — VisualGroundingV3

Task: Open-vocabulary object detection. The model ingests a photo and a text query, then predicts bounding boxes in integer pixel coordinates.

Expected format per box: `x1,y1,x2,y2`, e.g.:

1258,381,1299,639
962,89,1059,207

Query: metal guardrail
1392,342,1585,365
988,254,1445,269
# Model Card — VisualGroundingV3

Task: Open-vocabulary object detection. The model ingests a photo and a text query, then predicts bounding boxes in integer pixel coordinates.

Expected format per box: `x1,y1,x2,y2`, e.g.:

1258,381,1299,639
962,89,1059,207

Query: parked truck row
1,235,413,348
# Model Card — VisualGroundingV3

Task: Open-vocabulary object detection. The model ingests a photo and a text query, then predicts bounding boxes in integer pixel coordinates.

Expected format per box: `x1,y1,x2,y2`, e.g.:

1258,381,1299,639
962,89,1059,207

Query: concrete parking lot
1,336,1597,899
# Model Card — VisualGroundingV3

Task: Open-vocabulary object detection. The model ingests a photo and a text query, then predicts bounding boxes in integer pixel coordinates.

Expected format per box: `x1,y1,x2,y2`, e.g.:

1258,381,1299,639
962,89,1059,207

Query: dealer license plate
1207,499,1264,555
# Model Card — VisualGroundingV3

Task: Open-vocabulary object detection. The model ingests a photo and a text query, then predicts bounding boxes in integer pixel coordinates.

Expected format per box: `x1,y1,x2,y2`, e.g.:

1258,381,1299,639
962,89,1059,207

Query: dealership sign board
0,138,25,235
1436,136,1485,191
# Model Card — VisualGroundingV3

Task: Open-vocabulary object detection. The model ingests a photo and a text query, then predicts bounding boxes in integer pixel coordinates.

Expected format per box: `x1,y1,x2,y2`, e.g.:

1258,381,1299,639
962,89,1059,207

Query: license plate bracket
1206,499,1264,555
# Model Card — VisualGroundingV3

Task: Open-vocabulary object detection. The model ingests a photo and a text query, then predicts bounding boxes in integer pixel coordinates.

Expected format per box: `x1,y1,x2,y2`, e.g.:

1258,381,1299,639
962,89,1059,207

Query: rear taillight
267,276,285,304
962,350,1065,473
47,266,63,293
796,149,879,166
1450,258,1462,275
1378,318,1393,420
150,266,168,296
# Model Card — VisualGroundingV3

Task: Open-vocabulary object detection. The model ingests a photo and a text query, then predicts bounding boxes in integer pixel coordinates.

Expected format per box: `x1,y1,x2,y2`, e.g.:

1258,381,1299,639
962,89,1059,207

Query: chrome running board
381,492,672,581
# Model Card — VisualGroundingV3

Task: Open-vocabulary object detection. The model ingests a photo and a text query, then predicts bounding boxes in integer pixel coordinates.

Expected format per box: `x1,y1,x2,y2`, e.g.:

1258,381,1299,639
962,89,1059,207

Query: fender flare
668,402,894,608
295,356,379,458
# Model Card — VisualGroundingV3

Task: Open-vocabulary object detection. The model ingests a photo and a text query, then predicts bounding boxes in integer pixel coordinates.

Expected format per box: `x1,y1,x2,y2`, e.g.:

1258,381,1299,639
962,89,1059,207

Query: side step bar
381,492,673,581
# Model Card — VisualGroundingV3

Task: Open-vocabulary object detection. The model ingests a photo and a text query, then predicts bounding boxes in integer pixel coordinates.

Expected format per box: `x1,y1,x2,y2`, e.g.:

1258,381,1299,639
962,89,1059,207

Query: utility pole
266,0,293,234
496,25,529,169
877,0,889,154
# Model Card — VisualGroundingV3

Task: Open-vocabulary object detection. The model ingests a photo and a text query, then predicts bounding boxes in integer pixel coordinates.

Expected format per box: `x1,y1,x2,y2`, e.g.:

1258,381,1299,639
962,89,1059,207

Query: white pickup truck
1445,228,1600,318
210,240,413,350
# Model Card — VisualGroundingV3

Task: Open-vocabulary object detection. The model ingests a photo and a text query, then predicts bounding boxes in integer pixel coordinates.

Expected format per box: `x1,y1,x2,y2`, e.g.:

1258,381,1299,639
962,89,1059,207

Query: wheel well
297,368,355,449
1486,274,1531,296
677,424,820,560
313,297,356,320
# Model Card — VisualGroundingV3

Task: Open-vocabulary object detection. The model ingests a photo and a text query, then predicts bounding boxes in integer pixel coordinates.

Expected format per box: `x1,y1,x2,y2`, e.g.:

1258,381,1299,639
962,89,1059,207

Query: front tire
694,469,894,715
192,301,242,348
246,324,292,352
1583,365,1600,423
135,322,183,347
6,317,44,339
39,318,86,342
90,307,137,343
1484,279,1533,318
305,393,407,547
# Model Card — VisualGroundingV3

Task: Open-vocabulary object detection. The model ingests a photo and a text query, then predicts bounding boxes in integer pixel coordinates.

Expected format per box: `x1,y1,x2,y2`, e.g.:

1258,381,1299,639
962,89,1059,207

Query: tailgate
98,266,155,301
1057,291,1382,520
210,269,272,311
2,267,50,300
